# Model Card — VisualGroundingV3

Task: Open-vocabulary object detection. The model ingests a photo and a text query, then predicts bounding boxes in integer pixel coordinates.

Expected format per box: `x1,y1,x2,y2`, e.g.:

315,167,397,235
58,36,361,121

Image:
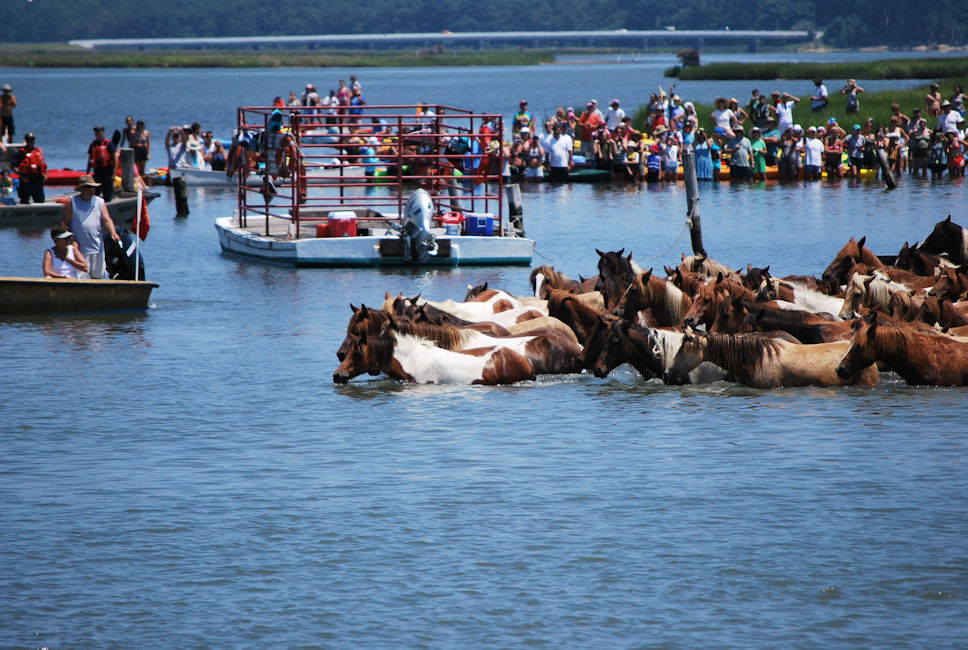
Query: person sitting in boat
205,134,227,172
11,132,47,204
43,226,89,279
0,169,17,205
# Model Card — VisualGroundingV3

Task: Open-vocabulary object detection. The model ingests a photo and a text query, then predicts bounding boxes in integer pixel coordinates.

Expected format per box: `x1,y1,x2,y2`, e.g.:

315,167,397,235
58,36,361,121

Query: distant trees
4,0,964,49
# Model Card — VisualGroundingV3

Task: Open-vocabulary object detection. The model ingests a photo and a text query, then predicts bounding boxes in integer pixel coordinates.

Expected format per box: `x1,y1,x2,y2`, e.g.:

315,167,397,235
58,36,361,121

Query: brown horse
594,248,640,311
546,287,616,346
821,236,888,285
836,312,968,385
740,300,854,343
927,264,968,301
612,269,692,327
334,326,535,385
529,265,595,297
665,328,878,388
920,214,968,265
678,254,743,283
682,274,756,329
894,241,954,277
666,265,707,297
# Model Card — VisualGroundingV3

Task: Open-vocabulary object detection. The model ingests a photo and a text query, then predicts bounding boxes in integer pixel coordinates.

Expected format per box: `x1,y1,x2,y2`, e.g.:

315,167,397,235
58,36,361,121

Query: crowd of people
506,79,968,183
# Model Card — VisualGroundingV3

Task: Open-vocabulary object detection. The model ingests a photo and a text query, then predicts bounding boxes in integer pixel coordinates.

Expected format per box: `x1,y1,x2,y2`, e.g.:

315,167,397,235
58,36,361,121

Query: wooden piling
173,177,189,217
682,146,706,257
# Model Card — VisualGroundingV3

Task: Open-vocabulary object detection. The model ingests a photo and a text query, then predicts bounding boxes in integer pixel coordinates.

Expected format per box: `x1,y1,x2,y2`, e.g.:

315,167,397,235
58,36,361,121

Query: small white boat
0,191,159,229
169,167,257,187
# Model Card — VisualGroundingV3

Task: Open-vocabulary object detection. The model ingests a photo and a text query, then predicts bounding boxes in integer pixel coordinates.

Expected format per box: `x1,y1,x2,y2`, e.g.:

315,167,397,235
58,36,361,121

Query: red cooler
328,211,357,237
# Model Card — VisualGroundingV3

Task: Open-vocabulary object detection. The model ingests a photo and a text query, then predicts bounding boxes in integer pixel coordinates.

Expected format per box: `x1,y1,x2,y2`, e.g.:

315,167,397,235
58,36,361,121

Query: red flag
134,192,150,240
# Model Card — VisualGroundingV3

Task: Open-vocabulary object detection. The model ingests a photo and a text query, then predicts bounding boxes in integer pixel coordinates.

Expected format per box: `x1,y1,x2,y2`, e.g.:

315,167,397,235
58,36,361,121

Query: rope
532,246,557,263
648,222,689,261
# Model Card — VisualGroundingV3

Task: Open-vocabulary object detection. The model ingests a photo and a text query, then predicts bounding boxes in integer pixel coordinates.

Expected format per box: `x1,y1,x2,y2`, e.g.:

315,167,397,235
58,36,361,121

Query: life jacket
17,147,47,176
90,139,113,168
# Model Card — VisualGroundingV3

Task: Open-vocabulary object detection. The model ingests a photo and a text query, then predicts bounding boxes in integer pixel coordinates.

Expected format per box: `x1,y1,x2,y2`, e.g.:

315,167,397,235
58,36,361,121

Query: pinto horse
836,312,968,385
333,326,535,385
821,236,888,286
920,215,968,265
612,269,692,327
664,328,878,388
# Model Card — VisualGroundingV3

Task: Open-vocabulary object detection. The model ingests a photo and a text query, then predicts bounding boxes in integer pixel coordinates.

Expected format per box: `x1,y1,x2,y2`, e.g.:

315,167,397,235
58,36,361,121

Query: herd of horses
334,215,968,387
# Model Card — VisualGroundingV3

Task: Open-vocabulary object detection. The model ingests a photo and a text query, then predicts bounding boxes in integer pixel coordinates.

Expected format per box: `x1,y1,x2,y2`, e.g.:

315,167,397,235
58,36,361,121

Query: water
2,61,967,648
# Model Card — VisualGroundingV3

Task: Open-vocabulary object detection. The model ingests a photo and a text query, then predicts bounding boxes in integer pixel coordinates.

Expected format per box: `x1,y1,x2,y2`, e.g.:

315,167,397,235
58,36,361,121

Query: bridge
70,29,817,53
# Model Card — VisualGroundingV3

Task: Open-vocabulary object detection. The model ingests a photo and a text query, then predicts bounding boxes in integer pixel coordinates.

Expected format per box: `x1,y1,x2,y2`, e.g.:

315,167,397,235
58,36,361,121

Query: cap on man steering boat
76,174,101,189
24,132,35,140
1,84,11,92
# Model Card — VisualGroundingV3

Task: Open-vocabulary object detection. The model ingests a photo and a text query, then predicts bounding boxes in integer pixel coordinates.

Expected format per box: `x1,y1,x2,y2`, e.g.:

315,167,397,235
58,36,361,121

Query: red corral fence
230,104,506,238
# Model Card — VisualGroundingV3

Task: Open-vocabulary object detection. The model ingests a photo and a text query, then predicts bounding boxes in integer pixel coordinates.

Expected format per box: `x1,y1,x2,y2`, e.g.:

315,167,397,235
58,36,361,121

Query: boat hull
215,217,534,267
0,192,158,229
0,277,158,315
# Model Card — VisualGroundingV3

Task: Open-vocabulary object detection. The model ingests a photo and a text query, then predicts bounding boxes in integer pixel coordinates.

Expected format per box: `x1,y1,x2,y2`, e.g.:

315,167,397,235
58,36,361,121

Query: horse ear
596,248,605,257
763,265,770,275
359,304,369,316
946,214,952,223
716,271,724,284
642,268,653,282
617,248,625,257
385,291,391,300
482,282,488,291
350,303,359,313
858,235,867,248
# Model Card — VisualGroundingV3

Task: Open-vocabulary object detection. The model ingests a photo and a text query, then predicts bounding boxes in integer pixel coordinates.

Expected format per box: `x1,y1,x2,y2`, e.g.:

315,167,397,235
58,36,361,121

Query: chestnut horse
836,312,968,385
334,326,535,385
821,236,888,285
529,265,595,297
920,215,968,264
546,288,615,346
664,328,878,388
612,269,692,327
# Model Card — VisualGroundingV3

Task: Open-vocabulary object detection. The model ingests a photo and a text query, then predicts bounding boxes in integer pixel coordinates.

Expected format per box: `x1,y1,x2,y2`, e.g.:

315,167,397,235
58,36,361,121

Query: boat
0,191,160,229
215,104,534,267
168,166,258,187
0,276,158,315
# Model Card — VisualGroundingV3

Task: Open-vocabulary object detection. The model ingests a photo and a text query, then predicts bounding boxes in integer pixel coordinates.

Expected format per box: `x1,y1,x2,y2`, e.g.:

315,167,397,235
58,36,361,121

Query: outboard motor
104,230,146,280
400,188,438,263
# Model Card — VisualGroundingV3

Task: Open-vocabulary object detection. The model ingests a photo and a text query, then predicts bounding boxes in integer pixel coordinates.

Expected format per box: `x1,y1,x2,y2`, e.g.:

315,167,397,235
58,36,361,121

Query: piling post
173,176,190,217
682,146,706,257
505,183,524,236
119,148,135,193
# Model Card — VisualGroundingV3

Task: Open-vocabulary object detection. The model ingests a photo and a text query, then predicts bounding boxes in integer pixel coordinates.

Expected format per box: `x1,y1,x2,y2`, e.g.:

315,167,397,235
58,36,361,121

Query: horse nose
835,365,848,379
593,367,607,378
333,371,347,384
662,371,683,385
684,316,697,328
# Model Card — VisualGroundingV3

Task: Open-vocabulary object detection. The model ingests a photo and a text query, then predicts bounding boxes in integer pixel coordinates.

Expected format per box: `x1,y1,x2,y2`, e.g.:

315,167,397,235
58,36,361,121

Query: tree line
5,0,965,49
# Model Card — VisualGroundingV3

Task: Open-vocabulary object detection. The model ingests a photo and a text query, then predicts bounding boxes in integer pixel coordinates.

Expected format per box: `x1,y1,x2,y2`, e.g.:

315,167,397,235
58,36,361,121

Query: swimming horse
333,324,535,385
664,327,879,388
836,312,968,385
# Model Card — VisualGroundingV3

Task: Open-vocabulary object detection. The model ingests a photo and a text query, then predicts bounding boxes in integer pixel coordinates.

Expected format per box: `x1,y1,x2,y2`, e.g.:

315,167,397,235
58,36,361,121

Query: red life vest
90,139,114,168
17,147,47,176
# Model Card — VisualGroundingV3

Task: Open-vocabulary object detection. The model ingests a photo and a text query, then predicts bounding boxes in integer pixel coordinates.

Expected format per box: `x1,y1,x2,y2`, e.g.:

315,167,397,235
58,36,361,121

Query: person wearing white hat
43,226,89,279
0,83,15,144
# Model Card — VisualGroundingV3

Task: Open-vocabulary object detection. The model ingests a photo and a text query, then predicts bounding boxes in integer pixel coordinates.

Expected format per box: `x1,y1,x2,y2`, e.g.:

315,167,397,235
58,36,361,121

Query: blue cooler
464,213,494,236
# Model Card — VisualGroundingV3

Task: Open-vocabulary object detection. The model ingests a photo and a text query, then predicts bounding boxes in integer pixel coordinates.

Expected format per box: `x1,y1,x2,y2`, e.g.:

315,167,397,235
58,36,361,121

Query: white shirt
547,134,573,167
804,137,823,166
605,106,626,130
941,110,962,133
776,101,795,132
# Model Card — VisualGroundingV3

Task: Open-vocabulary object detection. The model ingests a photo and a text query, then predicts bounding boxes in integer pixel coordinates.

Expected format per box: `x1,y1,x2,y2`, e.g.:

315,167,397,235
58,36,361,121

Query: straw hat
76,174,101,189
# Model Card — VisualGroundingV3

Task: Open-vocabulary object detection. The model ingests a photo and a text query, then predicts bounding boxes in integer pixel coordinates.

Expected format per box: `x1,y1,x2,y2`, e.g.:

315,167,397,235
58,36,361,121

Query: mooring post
119,148,135,193
682,146,706,257
173,176,189,218
505,183,524,236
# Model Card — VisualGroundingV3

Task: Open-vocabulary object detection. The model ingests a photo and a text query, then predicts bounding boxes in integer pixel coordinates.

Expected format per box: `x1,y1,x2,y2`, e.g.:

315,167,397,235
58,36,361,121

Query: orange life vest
89,139,114,168
17,147,47,176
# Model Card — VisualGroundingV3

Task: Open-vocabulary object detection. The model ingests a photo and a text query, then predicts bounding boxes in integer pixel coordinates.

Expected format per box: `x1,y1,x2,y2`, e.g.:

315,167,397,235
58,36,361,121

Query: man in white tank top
43,226,89,279
60,175,120,279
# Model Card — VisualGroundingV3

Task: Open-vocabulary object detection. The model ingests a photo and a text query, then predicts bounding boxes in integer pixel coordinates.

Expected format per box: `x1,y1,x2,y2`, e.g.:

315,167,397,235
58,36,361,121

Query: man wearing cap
10,132,47,204
940,100,961,134
605,99,625,131
845,124,867,177
43,226,89,279
512,100,534,140
0,84,15,144
578,102,604,156
803,126,824,181
87,125,117,202
726,124,753,182
810,77,828,113
60,175,120,280
761,117,781,165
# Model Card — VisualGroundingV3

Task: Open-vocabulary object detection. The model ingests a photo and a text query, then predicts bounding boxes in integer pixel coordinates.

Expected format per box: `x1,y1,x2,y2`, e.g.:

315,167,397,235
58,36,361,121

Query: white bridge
71,29,818,54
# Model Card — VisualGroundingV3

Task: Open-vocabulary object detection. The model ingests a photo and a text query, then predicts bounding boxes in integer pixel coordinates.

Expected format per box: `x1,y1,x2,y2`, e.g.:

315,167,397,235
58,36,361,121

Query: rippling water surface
1,61,967,647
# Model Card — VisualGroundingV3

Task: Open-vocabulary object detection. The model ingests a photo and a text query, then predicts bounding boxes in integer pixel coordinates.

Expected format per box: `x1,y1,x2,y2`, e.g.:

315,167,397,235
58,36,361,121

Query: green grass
0,45,554,68
632,77,968,133
671,57,968,81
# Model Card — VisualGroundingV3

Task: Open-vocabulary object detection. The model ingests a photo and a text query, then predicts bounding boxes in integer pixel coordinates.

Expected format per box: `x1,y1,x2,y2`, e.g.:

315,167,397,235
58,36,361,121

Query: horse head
464,282,488,301
663,326,704,385
835,312,880,380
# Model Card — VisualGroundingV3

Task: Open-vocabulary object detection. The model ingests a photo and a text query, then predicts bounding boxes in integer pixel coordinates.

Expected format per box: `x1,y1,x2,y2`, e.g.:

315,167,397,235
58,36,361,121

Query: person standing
512,100,534,140
925,83,942,124
546,123,573,182
605,99,625,131
132,120,151,176
119,115,136,147
803,127,824,181
11,132,47,204
726,124,753,182
578,102,604,156
841,79,865,114
0,84,16,144
43,226,89,279
87,125,117,202
60,175,120,280
810,77,828,113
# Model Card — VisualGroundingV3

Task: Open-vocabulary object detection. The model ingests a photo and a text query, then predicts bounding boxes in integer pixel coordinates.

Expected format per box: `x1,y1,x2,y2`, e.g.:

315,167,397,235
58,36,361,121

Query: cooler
328,211,357,237
464,213,494,237
315,222,330,238
440,211,463,235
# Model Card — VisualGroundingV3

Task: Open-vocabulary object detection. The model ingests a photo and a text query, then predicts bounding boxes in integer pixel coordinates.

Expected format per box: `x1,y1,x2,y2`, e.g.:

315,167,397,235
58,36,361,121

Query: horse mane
645,273,690,323
869,319,912,357
366,327,398,369
702,331,783,379
650,328,683,365
389,319,469,351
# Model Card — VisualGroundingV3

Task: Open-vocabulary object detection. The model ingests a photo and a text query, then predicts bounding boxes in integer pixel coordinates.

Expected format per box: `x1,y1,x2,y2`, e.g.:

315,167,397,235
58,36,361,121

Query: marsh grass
672,57,968,81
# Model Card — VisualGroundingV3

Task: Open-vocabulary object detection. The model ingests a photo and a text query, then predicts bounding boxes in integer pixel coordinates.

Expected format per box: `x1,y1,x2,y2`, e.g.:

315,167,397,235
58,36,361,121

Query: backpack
446,137,471,156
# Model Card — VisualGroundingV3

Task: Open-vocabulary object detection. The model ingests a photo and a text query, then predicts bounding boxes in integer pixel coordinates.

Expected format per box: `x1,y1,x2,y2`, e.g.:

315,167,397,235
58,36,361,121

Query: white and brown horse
334,326,535,385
